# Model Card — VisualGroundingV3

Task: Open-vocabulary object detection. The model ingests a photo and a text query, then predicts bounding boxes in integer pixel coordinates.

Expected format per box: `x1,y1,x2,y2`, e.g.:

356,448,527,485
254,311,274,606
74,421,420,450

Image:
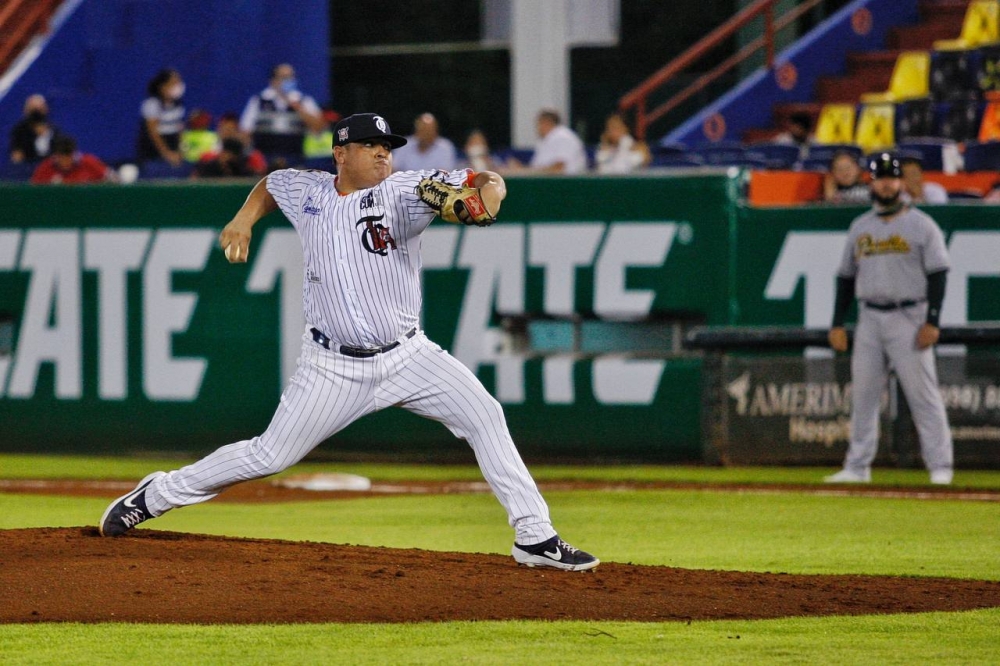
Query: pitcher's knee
246,437,291,478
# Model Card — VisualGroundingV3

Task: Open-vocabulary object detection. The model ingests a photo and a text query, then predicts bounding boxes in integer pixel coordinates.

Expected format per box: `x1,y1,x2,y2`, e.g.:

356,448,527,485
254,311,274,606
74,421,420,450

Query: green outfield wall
2,176,999,461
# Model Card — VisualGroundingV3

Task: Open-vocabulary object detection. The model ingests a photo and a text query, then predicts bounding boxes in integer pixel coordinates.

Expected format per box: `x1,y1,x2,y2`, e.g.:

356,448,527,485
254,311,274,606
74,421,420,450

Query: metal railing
619,0,828,140
0,0,62,74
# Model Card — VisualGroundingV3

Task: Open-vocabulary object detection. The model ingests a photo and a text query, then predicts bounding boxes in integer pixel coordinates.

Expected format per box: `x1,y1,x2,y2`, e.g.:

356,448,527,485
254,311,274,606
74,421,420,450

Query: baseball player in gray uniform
826,152,953,485
100,113,598,571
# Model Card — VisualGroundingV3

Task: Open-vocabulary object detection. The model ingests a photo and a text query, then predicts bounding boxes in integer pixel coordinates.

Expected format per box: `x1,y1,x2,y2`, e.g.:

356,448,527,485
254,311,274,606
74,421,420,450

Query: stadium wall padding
3,173,1000,462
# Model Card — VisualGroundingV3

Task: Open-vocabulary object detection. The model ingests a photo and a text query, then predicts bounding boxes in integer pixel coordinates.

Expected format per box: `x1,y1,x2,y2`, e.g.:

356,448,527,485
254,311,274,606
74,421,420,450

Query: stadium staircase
746,0,971,143
0,0,64,75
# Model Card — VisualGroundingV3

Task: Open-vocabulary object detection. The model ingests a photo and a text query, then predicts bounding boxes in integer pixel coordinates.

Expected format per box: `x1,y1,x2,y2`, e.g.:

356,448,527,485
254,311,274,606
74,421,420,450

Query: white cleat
824,468,871,484
929,470,953,485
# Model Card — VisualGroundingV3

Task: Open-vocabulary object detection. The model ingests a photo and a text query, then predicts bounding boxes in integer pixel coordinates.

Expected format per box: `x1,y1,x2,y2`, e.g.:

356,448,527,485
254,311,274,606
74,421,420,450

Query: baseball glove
415,177,496,227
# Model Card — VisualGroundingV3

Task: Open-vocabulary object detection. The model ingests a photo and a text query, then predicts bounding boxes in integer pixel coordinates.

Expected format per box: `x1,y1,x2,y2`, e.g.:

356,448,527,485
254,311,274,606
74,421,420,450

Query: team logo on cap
337,128,349,142
374,115,388,133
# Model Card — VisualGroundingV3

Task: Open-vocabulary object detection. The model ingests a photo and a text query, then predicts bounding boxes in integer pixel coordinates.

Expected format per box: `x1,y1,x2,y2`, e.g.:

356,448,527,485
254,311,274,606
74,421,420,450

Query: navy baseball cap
333,113,407,149
869,152,902,179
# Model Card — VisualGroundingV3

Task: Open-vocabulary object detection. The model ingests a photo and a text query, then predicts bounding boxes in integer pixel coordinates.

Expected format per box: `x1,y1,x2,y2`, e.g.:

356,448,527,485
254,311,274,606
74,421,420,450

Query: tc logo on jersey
356,214,396,255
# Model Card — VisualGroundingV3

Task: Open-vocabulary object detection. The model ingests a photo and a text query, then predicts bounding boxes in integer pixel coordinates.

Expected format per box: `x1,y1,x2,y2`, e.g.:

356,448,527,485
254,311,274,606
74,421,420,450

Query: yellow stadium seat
814,104,856,144
934,0,1000,51
860,51,930,103
855,103,895,153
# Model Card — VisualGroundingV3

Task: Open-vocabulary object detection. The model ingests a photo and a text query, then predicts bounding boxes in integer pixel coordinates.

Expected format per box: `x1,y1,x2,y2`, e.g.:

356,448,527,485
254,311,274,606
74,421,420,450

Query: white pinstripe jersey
267,167,473,348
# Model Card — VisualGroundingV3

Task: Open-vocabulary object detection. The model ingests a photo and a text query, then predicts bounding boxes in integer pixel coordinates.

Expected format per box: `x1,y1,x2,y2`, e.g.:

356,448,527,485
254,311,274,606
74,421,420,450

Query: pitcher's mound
2,527,999,624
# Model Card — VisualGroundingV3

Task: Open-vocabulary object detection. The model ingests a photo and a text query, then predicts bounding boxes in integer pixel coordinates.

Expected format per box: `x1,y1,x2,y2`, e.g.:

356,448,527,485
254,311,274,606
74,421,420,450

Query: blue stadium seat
299,157,333,171
804,143,862,164
649,153,705,168
139,160,194,180
935,99,985,142
962,140,1000,171
896,138,955,171
745,143,801,169
496,148,534,165
0,162,37,181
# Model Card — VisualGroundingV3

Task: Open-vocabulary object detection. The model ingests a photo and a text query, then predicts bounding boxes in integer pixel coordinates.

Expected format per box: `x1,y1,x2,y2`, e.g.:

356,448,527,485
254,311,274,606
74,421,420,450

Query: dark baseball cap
868,152,902,179
333,113,407,149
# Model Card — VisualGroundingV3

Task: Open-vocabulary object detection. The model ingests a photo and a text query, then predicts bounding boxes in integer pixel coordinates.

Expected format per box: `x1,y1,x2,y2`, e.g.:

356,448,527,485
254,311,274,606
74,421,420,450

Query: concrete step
816,70,894,103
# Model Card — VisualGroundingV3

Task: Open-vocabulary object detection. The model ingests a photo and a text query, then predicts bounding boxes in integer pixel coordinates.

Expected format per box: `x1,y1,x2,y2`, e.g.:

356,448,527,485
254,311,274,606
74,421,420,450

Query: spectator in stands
137,68,186,166
823,150,870,204
239,63,325,160
392,112,458,172
31,135,114,184
179,109,218,163
192,138,256,179
197,113,268,176
461,129,500,173
594,112,651,174
773,111,814,159
302,107,341,161
507,108,588,174
900,154,949,204
9,94,62,164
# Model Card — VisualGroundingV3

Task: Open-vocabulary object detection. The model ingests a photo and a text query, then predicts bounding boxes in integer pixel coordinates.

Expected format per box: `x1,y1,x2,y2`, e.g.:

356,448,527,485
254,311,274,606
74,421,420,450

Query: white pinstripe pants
145,331,556,544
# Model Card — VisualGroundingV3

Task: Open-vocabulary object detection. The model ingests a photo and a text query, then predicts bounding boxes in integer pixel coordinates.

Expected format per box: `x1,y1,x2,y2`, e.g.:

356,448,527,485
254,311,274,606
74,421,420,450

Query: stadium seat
854,103,896,153
804,143,862,163
978,95,1000,140
962,140,1000,171
690,142,748,165
139,160,194,180
896,138,957,172
813,104,856,145
976,45,1000,95
497,148,534,165
935,99,985,142
649,153,704,168
929,50,980,101
860,51,931,103
933,0,1000,51
0,162,37,181
896,99,936,141
745,143,802,169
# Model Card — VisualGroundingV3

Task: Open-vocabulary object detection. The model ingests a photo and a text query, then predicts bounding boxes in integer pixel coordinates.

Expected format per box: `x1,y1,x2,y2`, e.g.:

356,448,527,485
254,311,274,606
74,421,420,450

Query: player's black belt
863,299,925,311
310,327,416,358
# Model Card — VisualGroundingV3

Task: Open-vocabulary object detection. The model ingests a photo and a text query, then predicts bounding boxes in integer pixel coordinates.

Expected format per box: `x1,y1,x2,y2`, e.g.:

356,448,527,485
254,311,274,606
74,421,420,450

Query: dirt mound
2,527,999,624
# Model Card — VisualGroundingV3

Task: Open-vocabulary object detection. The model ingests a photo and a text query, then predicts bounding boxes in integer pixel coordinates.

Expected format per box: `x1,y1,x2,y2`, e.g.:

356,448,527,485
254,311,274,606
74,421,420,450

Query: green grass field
1,454,998,665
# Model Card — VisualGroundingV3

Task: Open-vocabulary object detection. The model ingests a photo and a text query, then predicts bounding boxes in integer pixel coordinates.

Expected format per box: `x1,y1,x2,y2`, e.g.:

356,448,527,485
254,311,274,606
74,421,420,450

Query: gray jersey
267,167,471,348
837,205,950,303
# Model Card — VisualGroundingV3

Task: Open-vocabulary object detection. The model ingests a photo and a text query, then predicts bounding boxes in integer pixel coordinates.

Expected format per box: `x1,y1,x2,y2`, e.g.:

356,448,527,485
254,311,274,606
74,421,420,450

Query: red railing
619,0,828,139
0,0,62,74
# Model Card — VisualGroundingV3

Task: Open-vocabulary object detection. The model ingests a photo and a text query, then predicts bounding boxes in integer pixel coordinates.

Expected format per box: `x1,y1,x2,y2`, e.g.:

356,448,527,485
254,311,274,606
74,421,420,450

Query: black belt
863,300,924,311
310,327,416,358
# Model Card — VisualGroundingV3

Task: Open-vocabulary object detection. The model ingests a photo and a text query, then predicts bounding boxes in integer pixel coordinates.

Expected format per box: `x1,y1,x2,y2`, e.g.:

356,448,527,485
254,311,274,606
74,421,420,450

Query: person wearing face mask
239,63,326,160
9,94,64,164
137,68,187,167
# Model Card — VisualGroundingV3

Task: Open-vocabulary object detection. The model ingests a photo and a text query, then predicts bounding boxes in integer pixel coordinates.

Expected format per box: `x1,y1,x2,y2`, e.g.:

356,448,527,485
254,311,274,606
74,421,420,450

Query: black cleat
98,472,165,537
512,535,599,571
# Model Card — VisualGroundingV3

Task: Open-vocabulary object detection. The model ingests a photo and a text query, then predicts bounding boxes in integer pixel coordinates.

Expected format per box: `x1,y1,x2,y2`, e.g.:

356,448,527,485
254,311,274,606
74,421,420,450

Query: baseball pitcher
100,113,599,571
